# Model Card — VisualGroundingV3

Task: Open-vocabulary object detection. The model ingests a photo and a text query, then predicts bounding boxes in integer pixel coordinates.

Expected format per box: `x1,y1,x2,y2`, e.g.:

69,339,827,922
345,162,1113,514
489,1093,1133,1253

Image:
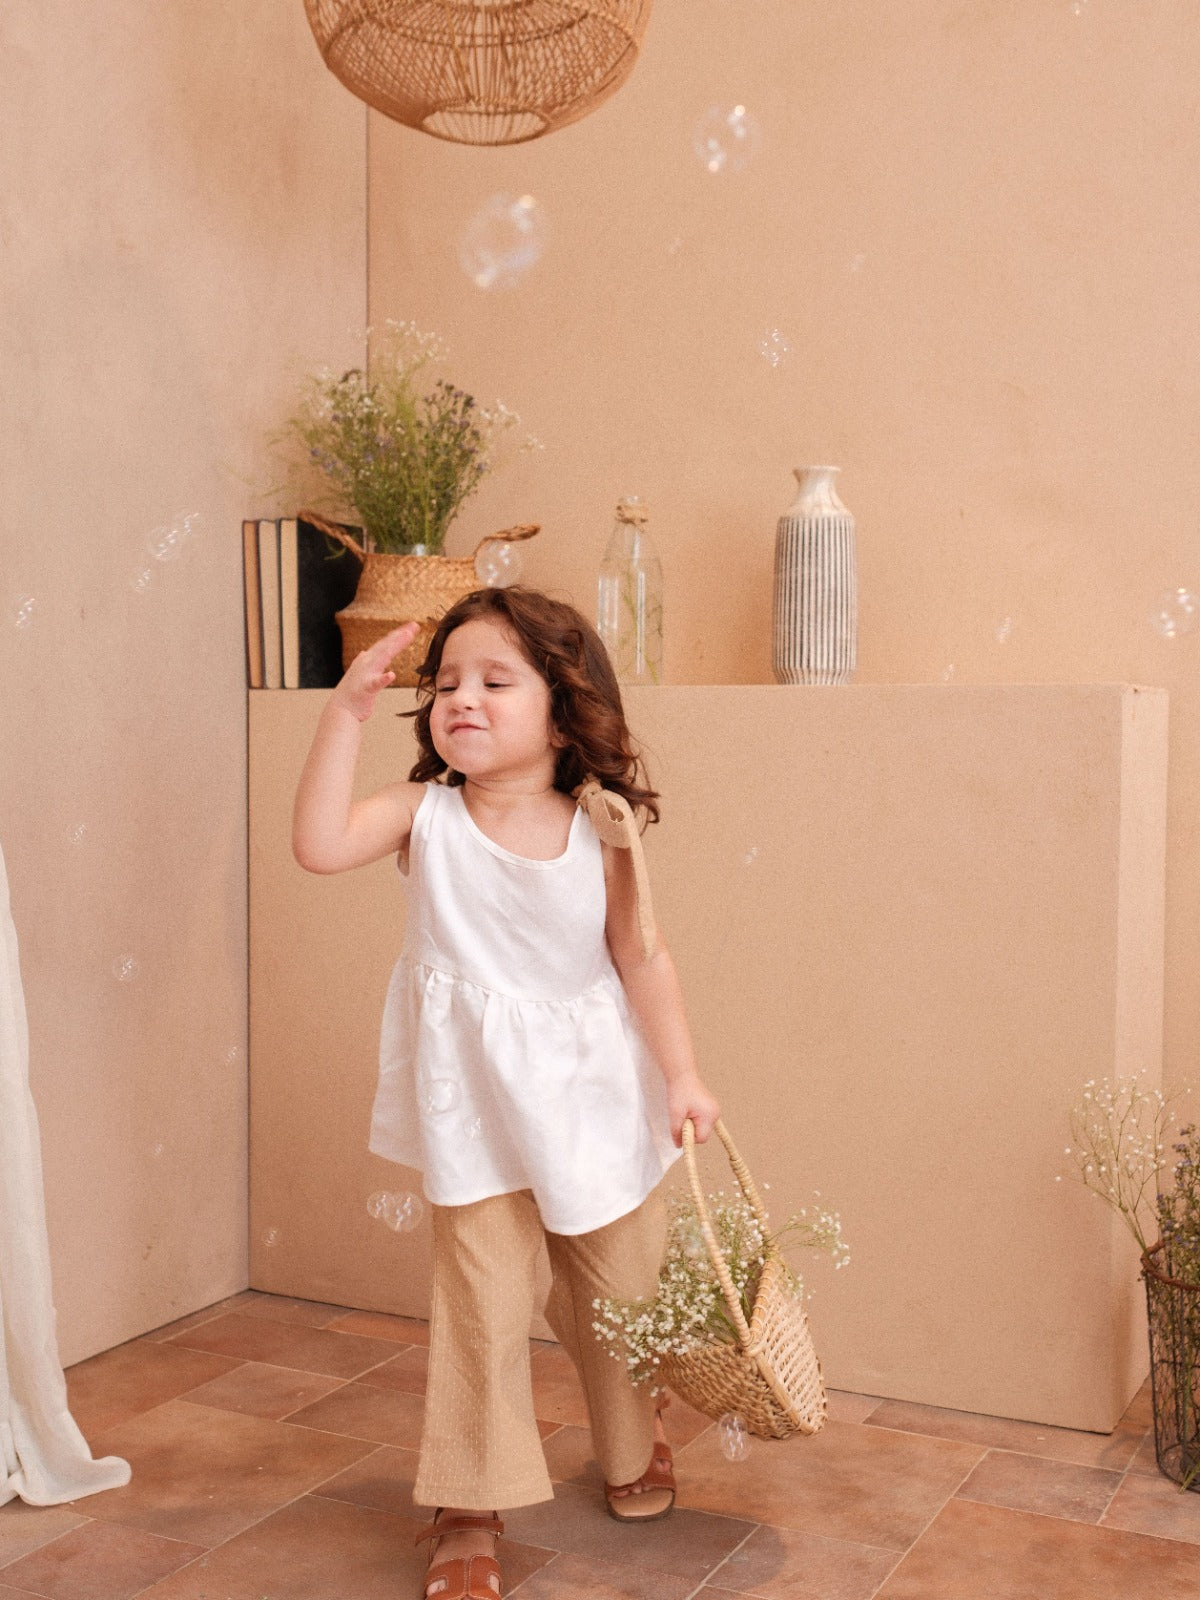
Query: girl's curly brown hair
406,587,660,824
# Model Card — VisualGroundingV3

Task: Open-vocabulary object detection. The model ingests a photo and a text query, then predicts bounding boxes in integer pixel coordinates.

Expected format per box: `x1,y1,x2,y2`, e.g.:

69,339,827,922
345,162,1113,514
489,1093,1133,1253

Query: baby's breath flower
1063,1072,1172,1254
594,1189,848,1387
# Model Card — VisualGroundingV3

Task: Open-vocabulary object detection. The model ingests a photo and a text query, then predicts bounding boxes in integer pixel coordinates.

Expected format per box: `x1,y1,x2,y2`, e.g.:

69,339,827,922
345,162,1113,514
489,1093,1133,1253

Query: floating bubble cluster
742,846,759,866
757,328,793,369
458,194,546,291
1150,587,1198,640
67,822,89,845
475,539,524,588
14,595,36,629
718,1411,751,1461
693,104,761,175
367,1190,424,1233
130,567,155,595
112,954,140,983
423,1078,462,1116
465,1116,485,1142
263,1228,280,1248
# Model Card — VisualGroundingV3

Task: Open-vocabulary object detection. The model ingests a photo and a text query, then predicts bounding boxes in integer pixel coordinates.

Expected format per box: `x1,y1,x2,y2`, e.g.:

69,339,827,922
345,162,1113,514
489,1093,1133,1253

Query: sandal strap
422,1553,501,1600
606,1440,676,1496
414,1512,505,1547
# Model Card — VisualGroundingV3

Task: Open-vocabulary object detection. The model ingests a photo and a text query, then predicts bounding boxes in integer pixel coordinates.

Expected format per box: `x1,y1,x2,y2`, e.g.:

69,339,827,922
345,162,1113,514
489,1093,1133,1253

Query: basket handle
681,1117,774,1353
297,510,366,561
469,523,540,559
296,513,540,566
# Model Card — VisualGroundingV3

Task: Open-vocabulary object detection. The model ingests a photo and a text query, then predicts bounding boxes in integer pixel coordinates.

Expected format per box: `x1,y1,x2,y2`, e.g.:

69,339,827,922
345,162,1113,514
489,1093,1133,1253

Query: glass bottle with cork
596,495,663,684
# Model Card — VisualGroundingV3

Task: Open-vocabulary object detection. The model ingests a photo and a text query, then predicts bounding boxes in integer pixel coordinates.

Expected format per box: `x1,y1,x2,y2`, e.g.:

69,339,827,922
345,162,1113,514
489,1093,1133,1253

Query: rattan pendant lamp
303,1,655,146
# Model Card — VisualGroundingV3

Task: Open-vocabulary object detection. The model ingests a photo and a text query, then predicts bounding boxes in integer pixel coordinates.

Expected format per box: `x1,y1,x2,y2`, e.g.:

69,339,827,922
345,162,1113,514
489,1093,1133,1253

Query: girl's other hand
669,1076,721,1146
333,623,420,722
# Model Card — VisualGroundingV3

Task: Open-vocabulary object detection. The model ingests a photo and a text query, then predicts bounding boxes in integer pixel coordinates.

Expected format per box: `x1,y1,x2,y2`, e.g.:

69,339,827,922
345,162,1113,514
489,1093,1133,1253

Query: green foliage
288,322,520,554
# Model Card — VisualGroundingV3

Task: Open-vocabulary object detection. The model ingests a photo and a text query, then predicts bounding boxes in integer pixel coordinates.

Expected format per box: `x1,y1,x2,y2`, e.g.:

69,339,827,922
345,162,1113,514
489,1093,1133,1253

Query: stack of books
243,518,362,688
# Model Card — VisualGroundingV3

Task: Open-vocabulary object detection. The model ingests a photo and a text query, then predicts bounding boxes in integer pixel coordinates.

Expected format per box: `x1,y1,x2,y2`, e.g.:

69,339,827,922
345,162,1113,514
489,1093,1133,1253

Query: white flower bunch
593,1188,848,1389
1061,1072,1171,1252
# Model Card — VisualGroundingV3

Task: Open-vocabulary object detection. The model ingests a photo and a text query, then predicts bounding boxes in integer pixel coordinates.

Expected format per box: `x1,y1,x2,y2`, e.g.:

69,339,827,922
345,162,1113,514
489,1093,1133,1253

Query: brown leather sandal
414,1511,504,1599
604,1438,676,1523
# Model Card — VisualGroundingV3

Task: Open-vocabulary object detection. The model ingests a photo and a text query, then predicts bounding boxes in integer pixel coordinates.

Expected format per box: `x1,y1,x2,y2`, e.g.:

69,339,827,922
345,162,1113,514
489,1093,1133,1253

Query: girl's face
429,616,562,788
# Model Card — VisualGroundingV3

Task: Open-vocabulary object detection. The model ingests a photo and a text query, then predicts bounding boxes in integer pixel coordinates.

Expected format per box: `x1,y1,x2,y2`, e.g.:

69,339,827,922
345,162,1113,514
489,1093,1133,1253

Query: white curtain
1,840,129,1505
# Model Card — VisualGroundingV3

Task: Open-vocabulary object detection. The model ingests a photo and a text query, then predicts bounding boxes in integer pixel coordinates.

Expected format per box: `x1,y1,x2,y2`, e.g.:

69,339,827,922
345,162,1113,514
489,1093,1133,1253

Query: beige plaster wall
0,2,365,1363
365,2,1200,1101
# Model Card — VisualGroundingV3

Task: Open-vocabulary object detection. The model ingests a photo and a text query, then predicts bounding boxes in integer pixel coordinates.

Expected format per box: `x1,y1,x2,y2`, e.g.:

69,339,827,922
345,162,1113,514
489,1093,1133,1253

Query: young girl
293,587,720,1600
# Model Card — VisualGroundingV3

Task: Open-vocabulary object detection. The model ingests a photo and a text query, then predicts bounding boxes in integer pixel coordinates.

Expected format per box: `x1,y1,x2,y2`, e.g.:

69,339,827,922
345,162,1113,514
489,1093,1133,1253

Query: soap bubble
148,510,202,563
225,1043,243,1068
112,954,140,983
941,664,956,683
718,1411,751,1461
67,822,88,845
263,1228,280,1247
465,1116,485,1142
367,1190,423,1233
475,539,524,588
757,328,793,369
742,846,759,866
152,1142,164,1159
693,104,761,175
458,193,546,291
1150,588,1198,639
423,1078,461,1115
130,567,154,594
849,252,867,274
14,595,36,629
995,616,1014,644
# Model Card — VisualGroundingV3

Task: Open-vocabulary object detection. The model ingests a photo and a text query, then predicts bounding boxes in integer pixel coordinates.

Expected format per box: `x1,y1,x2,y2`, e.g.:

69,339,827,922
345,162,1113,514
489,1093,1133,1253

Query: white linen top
369,782,680,1234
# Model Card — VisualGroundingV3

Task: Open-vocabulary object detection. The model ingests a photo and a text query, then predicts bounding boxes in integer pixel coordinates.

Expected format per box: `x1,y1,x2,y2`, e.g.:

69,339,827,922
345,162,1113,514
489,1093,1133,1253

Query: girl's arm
603,843,721,1145
293,623,425,875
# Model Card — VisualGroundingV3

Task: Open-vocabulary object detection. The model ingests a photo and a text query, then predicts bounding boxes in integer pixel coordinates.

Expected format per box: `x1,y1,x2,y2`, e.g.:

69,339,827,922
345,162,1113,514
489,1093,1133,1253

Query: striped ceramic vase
772,466,857,685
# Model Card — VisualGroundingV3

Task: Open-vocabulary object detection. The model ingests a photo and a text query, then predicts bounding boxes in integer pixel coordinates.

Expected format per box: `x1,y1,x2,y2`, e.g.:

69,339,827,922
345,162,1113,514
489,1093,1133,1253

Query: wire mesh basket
1143,1241,1200,1491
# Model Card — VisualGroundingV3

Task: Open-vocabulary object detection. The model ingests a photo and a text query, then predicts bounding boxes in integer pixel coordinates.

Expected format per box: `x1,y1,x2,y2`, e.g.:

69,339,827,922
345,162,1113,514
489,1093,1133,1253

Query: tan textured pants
414,1184,667,1511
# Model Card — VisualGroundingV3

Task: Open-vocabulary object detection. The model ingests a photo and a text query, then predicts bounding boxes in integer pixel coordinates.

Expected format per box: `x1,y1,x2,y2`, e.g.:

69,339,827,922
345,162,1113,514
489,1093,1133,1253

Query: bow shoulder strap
574,780,658,962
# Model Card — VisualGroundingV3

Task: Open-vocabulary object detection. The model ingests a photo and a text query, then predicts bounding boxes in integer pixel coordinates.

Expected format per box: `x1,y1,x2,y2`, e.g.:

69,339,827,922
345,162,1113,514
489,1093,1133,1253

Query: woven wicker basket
658,1119,827,1441
299,513,538,687
303,1,654,147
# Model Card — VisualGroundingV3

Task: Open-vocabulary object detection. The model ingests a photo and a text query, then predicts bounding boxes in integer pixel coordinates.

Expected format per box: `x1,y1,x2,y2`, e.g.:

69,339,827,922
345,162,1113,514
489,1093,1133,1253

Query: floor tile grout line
691,1518,762,1597
862,1418,1145,1476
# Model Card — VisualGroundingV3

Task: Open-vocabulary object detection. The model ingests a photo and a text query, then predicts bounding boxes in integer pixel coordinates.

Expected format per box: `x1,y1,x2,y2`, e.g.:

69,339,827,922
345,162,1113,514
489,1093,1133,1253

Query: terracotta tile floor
2,1291,1199,1598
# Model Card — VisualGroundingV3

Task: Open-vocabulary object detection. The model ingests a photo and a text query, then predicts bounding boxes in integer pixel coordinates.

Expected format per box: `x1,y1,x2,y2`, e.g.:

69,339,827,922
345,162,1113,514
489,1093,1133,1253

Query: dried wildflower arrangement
1158,1125,1200,1283
593,1188,848,1391
1062,1074,1200,1490
287,321,532,554
1061,1073,1172,1253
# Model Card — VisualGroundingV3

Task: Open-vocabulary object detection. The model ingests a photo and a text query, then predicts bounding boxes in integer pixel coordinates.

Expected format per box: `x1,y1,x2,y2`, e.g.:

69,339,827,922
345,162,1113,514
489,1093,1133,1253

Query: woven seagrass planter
1143,1241,1200,1491
299,513,537,687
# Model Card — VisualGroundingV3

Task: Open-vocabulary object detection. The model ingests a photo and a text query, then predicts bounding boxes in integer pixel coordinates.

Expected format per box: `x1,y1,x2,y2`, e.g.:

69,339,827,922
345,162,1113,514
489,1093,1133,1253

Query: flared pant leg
414,1183,669,1509
414,1189,553,1511
543,1183,668,1488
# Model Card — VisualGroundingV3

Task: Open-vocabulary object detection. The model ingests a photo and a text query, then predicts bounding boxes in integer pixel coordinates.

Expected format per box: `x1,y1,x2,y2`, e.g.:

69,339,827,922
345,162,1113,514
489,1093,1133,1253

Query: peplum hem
370,956,680,1235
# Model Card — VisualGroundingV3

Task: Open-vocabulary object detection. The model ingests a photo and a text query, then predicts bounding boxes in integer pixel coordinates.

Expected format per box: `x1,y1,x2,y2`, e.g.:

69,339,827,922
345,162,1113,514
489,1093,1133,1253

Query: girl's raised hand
333,623,421,722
